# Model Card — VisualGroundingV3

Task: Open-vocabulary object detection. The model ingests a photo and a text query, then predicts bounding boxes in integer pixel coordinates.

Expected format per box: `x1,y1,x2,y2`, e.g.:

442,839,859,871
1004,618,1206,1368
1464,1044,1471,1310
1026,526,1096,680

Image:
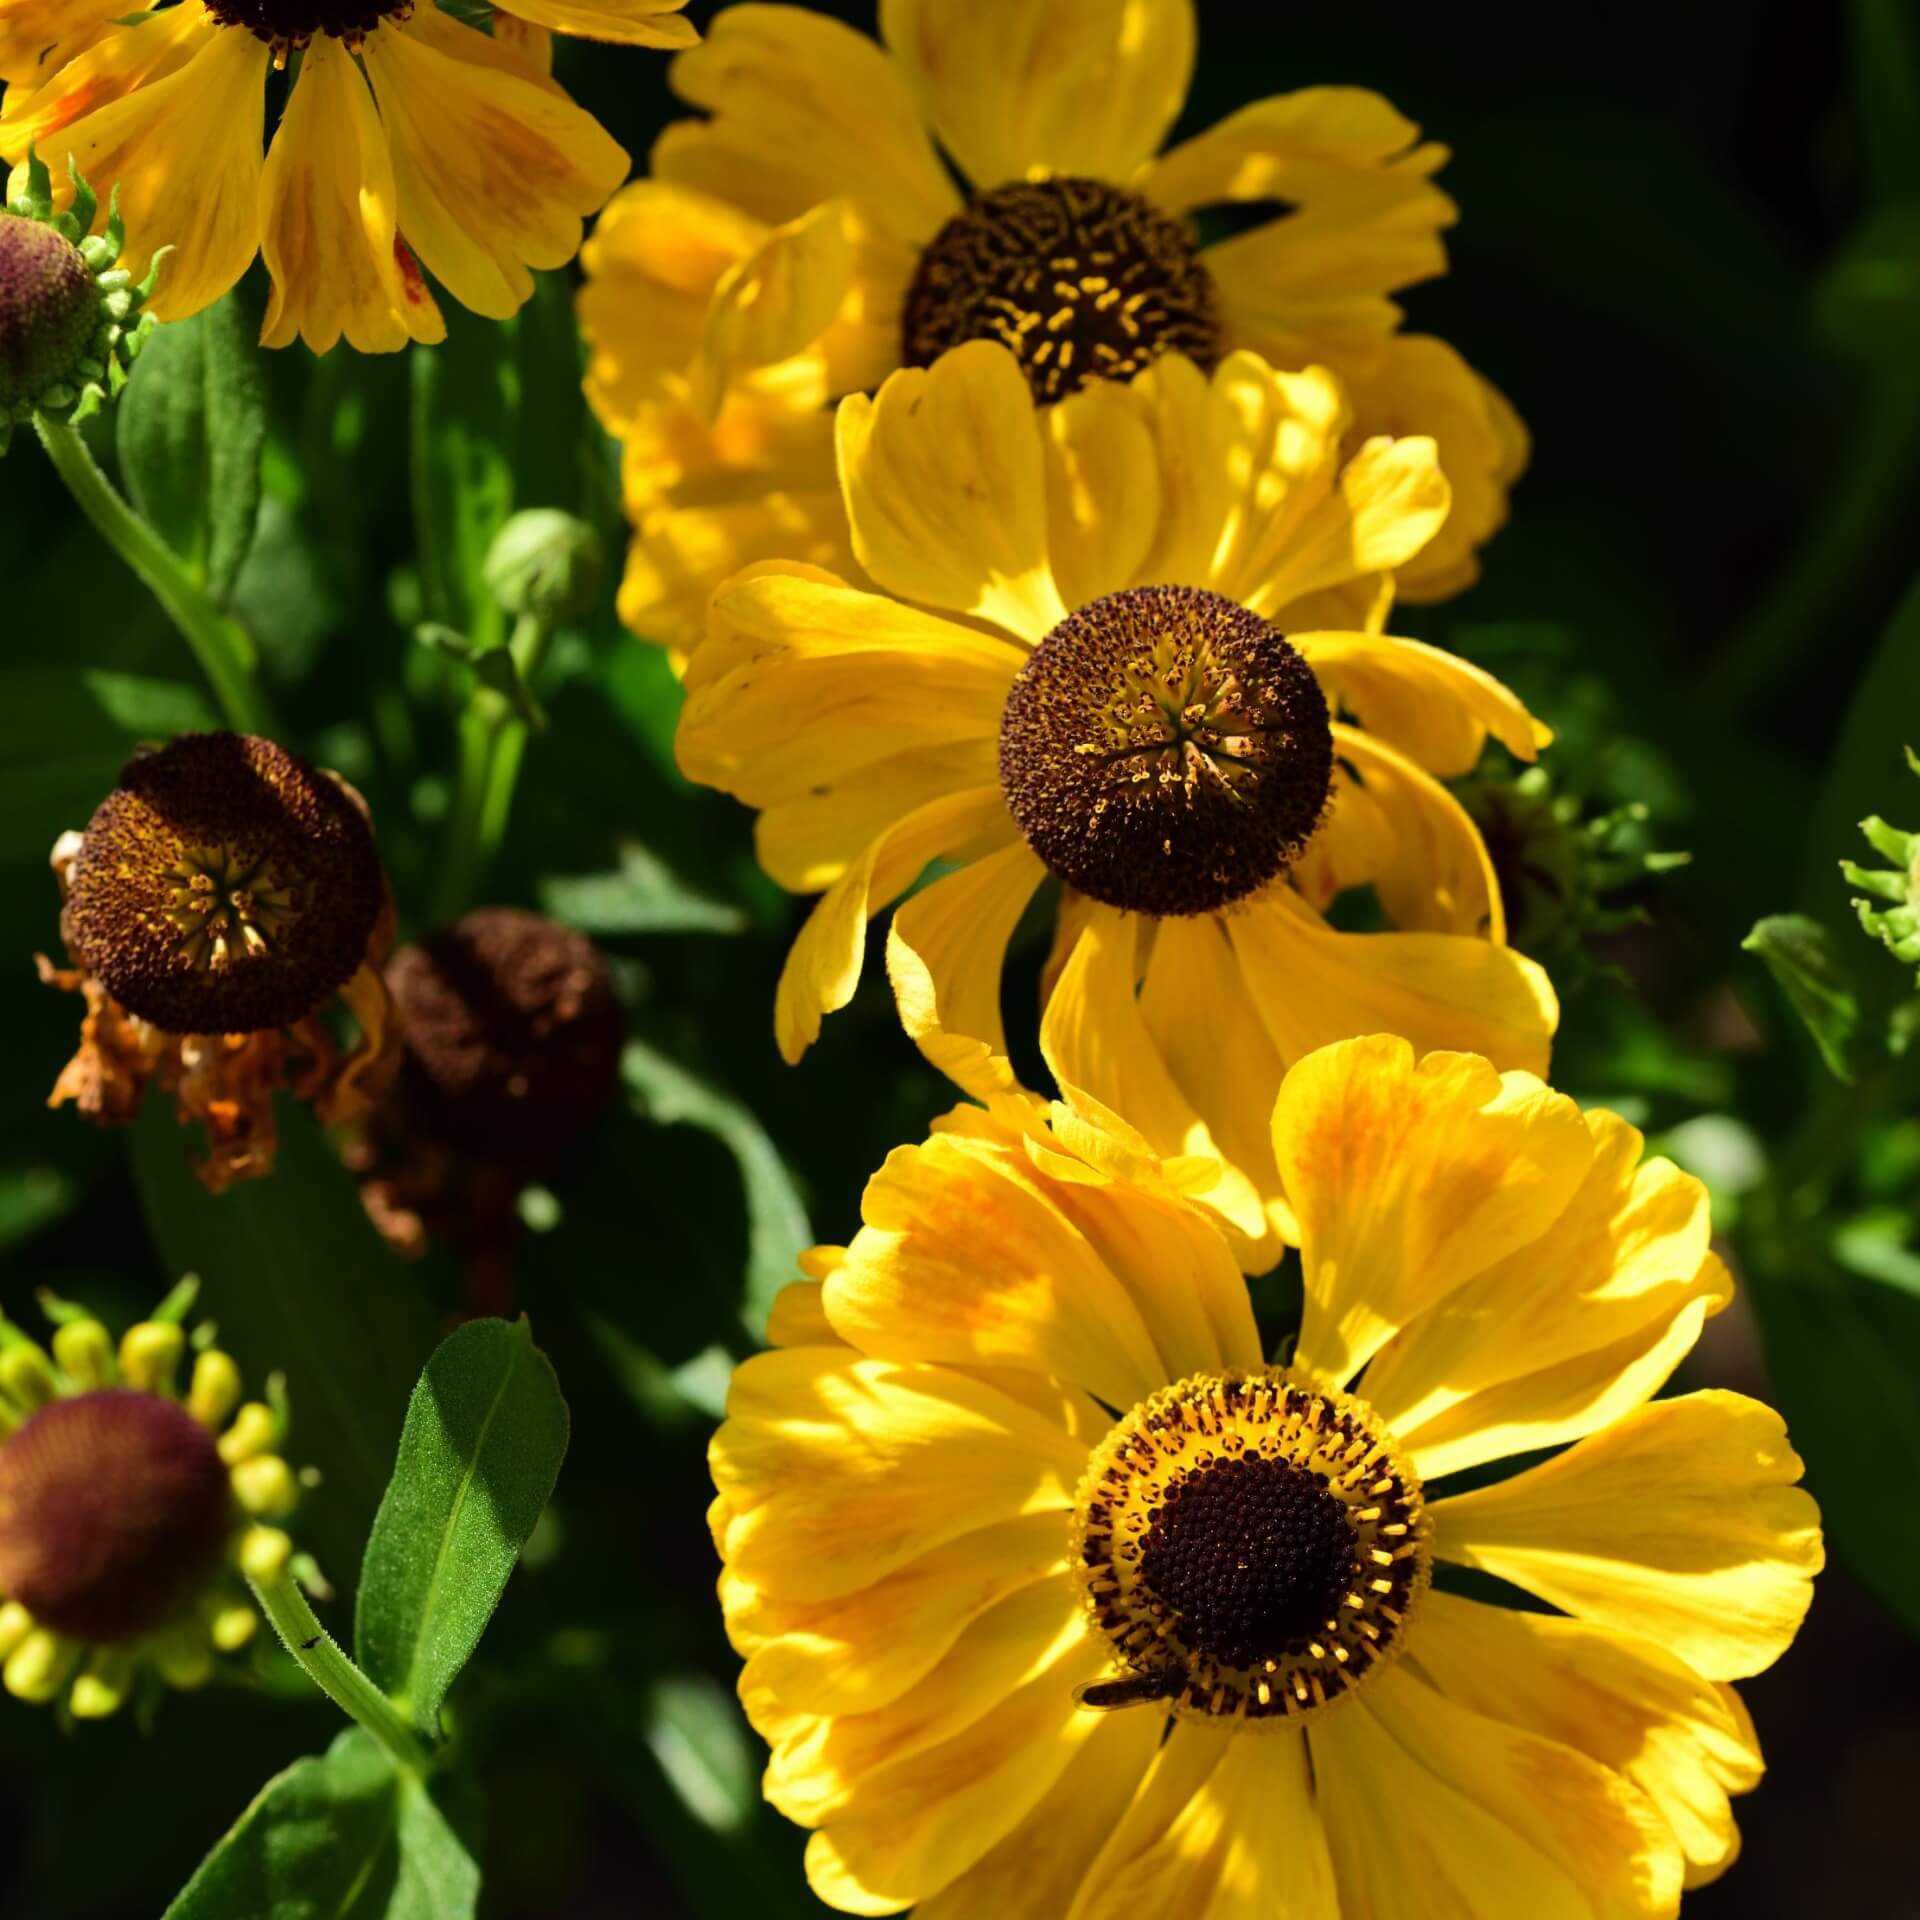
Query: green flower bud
0,150,163,458
1841,747,1920,980
483,509,606,625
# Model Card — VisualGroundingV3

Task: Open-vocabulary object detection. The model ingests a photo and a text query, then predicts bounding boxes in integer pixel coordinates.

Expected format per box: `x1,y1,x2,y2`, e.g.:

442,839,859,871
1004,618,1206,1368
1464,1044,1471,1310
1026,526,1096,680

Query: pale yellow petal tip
238,1524,294,1584
218,1400,280,1466
3,1629,75,1704
118,1320,184,1395
231,1452,300,1519
69,1651,136,1720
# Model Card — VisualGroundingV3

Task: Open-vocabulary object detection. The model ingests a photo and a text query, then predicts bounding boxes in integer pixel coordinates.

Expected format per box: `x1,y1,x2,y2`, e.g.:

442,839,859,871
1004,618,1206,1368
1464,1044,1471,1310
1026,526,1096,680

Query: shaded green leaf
621,1040,812,1336
129,1098,440,1577
414,623,546,730
645,1675,756,1836
356,1319,569,1735
118,293,266,604
1743,913,1861,1081
162,1730,476,1920
539,844,746,936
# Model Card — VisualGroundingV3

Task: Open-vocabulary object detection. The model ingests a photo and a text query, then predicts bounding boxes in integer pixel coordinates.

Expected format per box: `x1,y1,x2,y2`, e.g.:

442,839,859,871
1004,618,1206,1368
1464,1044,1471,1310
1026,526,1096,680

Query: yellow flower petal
827,1116,1175,1409
711,1348,1088,1603
1312,1661,1684,1920
1296,627,1549,775
34,16,264,317
878,0,1194,189
493,0,694,48
681,565,1020,806
838,343,1069,644
1041,380,1164,608
765,1274,841,1348
1332,724,1503,938
885,837,1046,1100
0,0,147,87
1071,1723,1337,1920
363,5,626,321
1290,756,1398,913
1336,334,1528,603
772,786,1010,1064
1040,904,1271,1258
259,37,444,355
726,1511,1066,1717
1228,885,1559,1097
1430,1390,1824,1682
1414,1592,1763,1888
917,1711,1160,1920
802,1618,1107,1914
656,4,957,244
1365,1109,1729,1475
1270,1032,1592,1390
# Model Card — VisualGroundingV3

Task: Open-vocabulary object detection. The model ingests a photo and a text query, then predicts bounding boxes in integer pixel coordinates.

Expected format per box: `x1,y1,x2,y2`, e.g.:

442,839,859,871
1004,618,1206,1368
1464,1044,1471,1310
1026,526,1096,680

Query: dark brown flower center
998,585,1333,917
0,1390,233,1643
64,731,384,1034
202,0,408,48
901,176,1221,405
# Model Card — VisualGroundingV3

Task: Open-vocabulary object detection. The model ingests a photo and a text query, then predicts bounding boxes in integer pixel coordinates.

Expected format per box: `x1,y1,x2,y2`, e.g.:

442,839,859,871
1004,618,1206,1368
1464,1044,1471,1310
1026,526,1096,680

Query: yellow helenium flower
0,0,695,351
678,339,1557,1259
0,1283,310,1719
710,1035,1823,1917
581,0,1524,653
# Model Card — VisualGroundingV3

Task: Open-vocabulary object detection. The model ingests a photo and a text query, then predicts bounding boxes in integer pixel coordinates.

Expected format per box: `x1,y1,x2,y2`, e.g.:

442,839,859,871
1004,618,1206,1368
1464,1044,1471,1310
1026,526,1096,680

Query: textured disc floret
386,907,624,1168
999,585,1333,916
0,216,96,410
64,732,384,1034
1071,1371,1429,1728
0,1390,232,1643
202,0,406,47
902,176,1221,404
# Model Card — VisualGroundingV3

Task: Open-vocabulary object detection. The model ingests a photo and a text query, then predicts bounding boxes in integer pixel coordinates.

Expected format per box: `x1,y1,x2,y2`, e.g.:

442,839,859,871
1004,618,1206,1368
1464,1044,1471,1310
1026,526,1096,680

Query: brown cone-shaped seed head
388,907,624,1168
0,214,98,411
64,732,385,1034
0,1389,233,1642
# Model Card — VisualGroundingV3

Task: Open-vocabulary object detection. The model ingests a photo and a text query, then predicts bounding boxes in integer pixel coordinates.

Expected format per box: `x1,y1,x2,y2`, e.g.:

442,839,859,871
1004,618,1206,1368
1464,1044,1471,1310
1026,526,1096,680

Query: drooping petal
1296,627,1549,775
1430,1390,1824,1682
838,343,1069,644
363,5,627,321
29,16,264,317
879,0,1194,189
1312,1660,1684,1920
886,837,1048,1100
259,36,444,354
493,0,694,48
725,1511,1067,1717
710,1348,1088,1603
654,4,958,246
1269,1031,1592,1391
1040,380,1165,608
771,786,1012,1064
1413,1592,1764,1888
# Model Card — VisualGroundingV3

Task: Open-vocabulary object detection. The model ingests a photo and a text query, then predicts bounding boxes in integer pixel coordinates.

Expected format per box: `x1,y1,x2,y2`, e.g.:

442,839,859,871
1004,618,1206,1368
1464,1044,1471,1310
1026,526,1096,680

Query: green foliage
356,1319,569,1737
1743,914,1862,1080
117,291,266,606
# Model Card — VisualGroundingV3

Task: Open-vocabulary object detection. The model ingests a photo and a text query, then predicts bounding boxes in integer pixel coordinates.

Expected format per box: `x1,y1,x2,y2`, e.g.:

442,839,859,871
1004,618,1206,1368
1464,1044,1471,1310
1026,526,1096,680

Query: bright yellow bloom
678,340,1556,1258
581,0,1524,652
0,0,694,351
0,1282,310,1719
710,1036,1823,1917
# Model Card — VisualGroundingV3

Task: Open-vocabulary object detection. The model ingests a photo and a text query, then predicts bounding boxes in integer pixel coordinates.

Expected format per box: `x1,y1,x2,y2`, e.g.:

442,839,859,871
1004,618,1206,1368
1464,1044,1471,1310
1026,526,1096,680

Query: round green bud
0,214,97,412
483,509,606,625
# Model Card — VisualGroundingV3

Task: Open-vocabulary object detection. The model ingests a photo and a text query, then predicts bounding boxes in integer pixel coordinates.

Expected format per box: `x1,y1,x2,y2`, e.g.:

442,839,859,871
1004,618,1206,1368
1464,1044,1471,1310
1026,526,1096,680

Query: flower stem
431,610,551,923
34,411,276,737
248,1566,434,1777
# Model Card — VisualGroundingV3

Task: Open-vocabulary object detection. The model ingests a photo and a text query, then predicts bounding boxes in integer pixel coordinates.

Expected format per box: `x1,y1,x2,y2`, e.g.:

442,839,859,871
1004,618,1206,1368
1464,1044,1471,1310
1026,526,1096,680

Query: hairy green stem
432,610,550,923
248,1566,434,1776
34,412,275,737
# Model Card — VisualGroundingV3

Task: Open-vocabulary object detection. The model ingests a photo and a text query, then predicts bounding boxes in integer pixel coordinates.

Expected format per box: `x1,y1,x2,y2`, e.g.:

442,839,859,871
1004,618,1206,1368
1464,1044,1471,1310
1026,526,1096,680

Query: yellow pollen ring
164,844,301,972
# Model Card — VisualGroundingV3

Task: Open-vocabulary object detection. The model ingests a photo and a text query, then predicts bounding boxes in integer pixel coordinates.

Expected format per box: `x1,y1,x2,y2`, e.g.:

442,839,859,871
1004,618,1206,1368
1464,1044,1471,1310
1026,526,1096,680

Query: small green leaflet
1743,913,1861,1081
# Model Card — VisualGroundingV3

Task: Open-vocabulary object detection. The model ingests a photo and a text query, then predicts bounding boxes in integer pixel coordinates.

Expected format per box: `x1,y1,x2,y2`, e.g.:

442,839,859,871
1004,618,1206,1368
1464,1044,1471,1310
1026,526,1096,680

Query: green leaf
355,1319,569,1735
621,1040,813,1337
118,292,267,604
645,1674,756,1836
538,844,746,936
1742,913,1862,1081
129,1098,440,1578
162,1730,479,1920
414,623,546,730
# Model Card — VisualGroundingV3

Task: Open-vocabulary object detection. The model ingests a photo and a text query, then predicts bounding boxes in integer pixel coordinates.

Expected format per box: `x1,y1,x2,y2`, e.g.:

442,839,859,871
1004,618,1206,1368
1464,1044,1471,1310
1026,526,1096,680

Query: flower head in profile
678,341,1557,1258
0,0,694,353
40,730,398,1190
0,1279,311,1719
710,1036,1822,1916
581,0,1524,652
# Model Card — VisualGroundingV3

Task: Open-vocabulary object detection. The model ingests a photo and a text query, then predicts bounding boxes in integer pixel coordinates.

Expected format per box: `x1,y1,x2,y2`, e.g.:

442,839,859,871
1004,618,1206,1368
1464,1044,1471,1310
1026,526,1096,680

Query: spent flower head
0,1279,312,1720
0,151,162,458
